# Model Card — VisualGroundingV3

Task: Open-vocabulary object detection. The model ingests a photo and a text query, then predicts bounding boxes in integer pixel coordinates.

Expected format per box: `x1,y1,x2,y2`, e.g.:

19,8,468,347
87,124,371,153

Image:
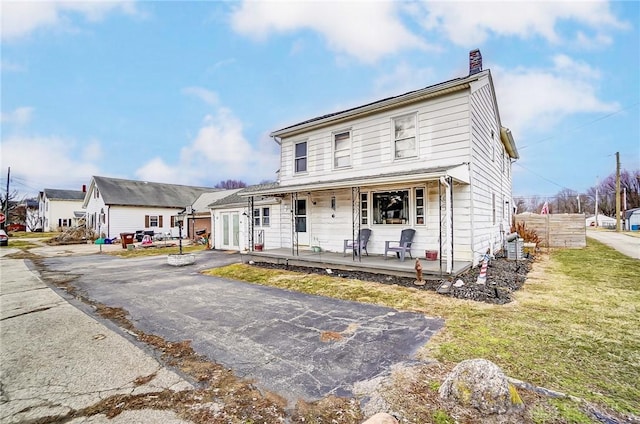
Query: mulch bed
253,254,533,305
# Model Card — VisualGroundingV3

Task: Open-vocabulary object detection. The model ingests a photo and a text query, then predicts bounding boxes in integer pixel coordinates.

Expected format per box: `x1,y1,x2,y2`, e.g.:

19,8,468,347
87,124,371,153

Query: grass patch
6,231,58,239
108,244,207,258
3,239,41,249
204,239,640,419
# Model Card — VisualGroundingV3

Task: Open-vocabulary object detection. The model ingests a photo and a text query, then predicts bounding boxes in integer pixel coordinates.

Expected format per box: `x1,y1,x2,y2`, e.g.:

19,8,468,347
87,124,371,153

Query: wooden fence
515,213,586,248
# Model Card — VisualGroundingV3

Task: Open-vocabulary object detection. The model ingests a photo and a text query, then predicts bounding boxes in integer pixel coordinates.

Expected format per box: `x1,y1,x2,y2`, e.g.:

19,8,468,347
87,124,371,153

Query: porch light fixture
331,196,336,210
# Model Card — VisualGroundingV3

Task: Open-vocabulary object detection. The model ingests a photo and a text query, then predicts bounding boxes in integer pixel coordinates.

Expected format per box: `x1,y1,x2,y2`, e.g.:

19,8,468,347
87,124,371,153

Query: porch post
439,176,454,274
248,196,254,251
292,193,298,256
351,187,361,262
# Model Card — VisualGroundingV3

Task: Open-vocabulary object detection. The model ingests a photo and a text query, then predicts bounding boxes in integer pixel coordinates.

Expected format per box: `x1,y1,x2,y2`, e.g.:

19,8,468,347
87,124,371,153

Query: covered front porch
241,248,472,279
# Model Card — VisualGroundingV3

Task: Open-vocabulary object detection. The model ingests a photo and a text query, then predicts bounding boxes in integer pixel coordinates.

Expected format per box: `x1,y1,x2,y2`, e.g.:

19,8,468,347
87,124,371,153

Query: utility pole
3,167,9,230
595,178,599,227
615,152,621,232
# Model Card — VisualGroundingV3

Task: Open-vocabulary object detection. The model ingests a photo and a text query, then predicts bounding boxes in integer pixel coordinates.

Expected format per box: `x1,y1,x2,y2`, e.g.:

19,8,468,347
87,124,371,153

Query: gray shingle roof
92,176,217,208
44,189,86,201
209,183,279,208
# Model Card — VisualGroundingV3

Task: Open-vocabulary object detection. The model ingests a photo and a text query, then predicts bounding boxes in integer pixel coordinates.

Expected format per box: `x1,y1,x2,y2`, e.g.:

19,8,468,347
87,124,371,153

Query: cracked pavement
35,250,444,404
0,255,193,424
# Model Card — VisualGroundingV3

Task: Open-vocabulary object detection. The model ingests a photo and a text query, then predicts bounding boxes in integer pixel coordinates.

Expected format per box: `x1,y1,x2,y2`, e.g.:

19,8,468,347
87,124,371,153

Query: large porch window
372,190,409,224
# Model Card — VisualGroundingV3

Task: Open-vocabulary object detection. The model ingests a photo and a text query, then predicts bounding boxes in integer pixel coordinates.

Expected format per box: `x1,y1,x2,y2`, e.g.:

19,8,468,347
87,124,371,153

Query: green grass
3,239,41,249
6,231,58,239
204,239,640,418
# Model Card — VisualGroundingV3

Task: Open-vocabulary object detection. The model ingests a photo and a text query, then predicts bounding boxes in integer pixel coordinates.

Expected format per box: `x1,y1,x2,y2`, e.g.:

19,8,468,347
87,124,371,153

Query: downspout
439,176,453,274
107,206,110,239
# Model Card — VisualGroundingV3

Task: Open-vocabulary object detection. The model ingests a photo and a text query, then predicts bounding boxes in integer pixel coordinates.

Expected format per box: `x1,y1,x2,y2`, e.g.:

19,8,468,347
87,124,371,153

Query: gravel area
254,254,533,305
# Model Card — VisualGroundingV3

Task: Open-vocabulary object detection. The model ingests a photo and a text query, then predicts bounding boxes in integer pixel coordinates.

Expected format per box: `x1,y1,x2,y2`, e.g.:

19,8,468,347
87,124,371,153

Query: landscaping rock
361,412,398,424
438,358,523,415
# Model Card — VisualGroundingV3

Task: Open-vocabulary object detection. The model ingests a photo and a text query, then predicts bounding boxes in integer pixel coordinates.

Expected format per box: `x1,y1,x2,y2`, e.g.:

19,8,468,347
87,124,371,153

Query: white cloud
182,86,220,106
0,106,34,126
230,1,428,63
416,1,627,47
492,55,618,137
423,1,626,46
373,63,437,97
136,106,279,186
0,60,26,72
0,135,101,193
0,1,139,41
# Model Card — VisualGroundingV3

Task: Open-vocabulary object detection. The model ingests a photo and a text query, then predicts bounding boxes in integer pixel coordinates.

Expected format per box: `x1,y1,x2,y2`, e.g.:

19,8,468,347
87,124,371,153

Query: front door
294,198,309,246
221,212,240,250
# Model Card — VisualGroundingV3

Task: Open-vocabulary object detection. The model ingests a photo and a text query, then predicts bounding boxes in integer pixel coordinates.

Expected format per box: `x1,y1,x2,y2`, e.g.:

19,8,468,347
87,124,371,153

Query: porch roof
241,163,469,197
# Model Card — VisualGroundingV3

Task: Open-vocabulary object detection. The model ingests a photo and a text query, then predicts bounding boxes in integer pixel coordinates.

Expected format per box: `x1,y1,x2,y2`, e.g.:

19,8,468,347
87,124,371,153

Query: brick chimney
469,49,482,75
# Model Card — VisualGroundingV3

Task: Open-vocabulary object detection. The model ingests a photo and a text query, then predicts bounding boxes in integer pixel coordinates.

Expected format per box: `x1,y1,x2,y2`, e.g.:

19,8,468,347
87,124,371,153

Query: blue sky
1,1,638,200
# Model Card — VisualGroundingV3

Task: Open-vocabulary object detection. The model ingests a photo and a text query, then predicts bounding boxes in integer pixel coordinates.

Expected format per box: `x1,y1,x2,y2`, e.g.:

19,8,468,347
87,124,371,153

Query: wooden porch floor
240,248,472,279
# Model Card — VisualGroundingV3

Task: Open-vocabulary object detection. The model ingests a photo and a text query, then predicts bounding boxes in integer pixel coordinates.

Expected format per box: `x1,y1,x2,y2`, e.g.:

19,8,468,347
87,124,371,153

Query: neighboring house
38,188,86,232
208,185,281,251
83,176,216,239
624,208,640,231
585,214,616,228
241,50,519,271
23,199,40,232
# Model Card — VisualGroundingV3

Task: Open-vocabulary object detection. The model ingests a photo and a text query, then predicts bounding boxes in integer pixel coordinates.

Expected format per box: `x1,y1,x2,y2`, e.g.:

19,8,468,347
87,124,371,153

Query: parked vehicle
0,230,9,246
6,223,26,232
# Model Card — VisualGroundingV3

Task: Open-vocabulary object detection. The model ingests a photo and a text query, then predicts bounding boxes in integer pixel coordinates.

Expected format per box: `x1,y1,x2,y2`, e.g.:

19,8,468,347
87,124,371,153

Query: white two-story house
38,188,86,232
241,50,518,273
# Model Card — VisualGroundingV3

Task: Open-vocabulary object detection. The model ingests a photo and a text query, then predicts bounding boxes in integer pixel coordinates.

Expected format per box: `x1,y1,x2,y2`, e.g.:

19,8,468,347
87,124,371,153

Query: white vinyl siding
278,90,471,185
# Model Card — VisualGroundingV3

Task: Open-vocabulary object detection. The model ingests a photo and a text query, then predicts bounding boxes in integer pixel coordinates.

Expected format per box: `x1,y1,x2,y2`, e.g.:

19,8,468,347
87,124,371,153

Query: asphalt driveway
37,251,443,403
587,229,640,259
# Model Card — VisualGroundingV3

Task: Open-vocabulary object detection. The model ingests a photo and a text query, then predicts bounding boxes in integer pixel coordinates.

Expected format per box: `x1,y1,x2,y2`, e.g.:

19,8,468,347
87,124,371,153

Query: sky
1,0,639,201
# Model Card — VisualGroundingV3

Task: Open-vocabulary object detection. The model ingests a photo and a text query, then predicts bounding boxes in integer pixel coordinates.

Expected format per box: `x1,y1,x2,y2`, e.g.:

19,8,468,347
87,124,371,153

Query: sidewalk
0,257,194,424
586,228,640,259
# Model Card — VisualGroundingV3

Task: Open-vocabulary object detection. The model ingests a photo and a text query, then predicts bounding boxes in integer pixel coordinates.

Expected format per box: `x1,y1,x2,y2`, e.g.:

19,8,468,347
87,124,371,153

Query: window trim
372,189,410,225
332,129,352,169
294,140,308,174
392,113,418,160
253,207,271,227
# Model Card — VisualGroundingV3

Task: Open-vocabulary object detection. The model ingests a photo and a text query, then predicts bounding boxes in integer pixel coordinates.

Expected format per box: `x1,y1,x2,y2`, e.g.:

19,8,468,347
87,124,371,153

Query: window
415,187,425,225
393,114,417,159
295,141,307,173
492,193,496,225
295,199,307,232
361,193,368,225
253,207,271,227
373,190,409,224
145,215,163,228
333,131,351,168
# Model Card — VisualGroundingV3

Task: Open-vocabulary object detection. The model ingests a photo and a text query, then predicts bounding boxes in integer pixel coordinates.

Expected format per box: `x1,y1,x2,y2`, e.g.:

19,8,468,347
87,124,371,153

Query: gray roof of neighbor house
91,176,216,208
43,189,86,201
209,183,279,208
192,189,242,214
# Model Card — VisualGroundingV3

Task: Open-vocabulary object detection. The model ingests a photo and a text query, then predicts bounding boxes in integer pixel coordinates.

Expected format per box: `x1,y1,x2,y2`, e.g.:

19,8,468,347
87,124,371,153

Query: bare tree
214,179,247,189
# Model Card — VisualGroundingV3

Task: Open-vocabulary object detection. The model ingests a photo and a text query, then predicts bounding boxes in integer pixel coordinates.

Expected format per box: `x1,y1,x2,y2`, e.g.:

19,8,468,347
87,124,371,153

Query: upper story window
294,141,307,173
393,114,417,159
333,131,351,168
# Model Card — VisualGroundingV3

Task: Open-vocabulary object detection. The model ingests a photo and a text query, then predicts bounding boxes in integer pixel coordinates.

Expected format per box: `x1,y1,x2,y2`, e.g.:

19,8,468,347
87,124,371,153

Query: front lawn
204,239,639,422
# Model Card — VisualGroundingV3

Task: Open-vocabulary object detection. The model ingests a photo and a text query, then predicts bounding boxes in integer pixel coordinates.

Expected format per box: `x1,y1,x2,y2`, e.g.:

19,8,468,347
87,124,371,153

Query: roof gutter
500,127,519,159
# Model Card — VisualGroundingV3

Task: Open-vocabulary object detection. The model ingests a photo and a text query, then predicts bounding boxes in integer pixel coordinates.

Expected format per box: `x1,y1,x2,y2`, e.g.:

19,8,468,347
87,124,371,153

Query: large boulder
438,359,523,415
361,412,398,424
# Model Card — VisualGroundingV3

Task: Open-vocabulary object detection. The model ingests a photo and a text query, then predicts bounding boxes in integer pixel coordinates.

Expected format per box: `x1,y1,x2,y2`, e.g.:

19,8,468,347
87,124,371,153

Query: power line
519,102,640,150
513,162,576,192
